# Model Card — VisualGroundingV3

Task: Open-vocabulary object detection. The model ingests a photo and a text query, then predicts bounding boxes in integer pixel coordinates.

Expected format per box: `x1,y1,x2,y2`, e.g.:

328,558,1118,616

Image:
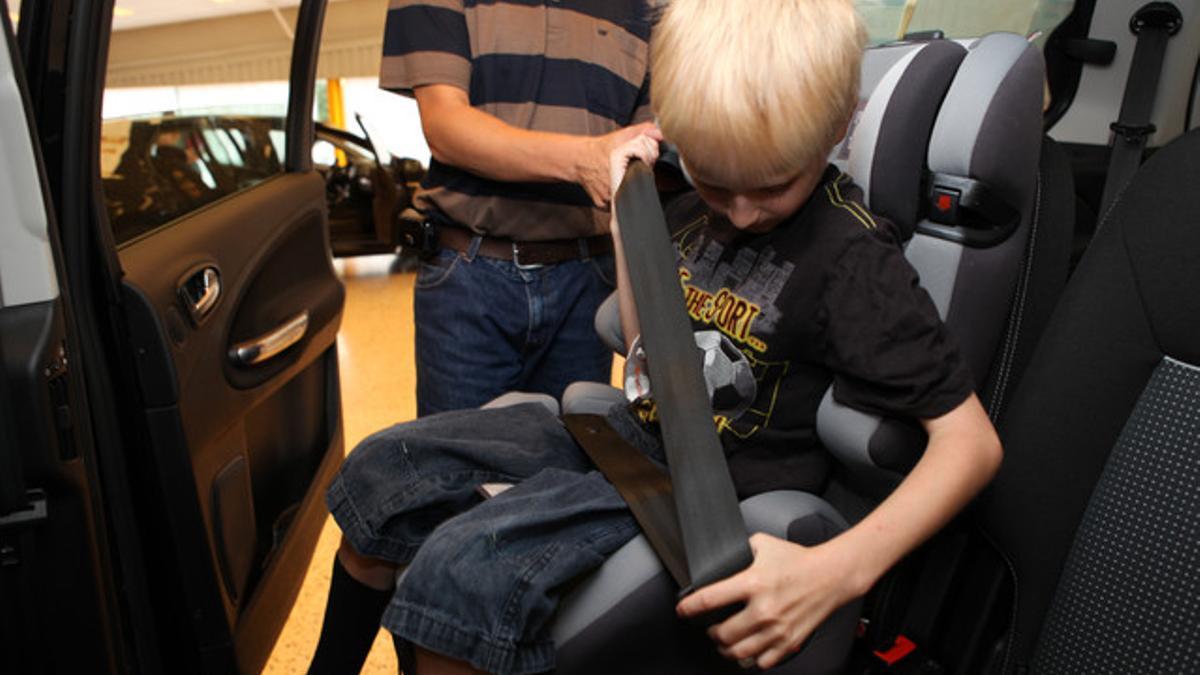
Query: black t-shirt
661,166,974,497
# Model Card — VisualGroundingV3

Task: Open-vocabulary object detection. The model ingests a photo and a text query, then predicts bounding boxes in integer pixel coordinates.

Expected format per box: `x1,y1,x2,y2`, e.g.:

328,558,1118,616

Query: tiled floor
262,254,622,673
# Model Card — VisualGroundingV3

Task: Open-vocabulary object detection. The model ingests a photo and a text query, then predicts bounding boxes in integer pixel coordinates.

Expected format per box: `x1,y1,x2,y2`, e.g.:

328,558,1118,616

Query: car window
855,0,1075,46
98,12,297,245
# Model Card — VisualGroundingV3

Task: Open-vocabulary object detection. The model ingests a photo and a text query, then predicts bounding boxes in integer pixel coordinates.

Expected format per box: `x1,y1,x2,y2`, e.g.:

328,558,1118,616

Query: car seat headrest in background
819,34,1045,489
924,33,1044,245
906,32,1044,384
839,39,967,238
593,291,626,356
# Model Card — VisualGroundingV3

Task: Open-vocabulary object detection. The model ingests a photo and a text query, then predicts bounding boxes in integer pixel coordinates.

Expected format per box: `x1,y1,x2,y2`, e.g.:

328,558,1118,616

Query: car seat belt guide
1099,2,1181,214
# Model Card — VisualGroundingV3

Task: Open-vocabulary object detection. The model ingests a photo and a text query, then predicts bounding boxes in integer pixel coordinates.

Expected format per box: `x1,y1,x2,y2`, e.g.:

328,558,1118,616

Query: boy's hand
675,533,865,670
578,122,663,208
607,125,664,208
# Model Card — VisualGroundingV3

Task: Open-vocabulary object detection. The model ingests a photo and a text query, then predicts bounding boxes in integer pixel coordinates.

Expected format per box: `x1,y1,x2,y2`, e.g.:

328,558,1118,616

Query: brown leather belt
438,225,613,266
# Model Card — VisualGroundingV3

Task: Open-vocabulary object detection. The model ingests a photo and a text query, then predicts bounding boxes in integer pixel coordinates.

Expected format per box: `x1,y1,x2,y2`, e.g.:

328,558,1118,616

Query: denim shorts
413,241,616,416
327,401,663,674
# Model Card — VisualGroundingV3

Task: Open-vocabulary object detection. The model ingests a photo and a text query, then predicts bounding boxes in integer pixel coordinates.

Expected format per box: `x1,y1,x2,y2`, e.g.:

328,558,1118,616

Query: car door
15,0,344,672
0,5,128,674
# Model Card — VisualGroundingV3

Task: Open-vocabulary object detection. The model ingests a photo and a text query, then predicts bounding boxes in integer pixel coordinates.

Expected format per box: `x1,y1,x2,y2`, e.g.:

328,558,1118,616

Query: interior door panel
117,171,345,672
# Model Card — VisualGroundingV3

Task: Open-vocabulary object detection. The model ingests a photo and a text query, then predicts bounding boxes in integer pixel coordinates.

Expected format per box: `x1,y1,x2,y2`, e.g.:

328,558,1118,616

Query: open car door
14,0,344,672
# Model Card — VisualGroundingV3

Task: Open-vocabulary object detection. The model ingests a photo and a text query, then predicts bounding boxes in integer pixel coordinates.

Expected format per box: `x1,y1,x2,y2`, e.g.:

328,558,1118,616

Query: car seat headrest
921,33,1043,246
838,40,967,238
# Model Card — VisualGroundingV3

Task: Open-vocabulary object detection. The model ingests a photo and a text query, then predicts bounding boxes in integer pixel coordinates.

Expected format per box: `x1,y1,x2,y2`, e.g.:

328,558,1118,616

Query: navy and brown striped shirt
381,0,654,241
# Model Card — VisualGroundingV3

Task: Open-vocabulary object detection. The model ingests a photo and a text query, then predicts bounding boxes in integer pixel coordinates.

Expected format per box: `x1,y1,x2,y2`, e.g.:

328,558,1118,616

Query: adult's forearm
419,95,591,184
414,84,657,209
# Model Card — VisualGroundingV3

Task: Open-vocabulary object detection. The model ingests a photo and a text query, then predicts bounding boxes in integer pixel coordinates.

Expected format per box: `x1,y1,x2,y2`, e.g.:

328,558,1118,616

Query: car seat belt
566,160,753,601
562,414,690,587
1098,2,1182,215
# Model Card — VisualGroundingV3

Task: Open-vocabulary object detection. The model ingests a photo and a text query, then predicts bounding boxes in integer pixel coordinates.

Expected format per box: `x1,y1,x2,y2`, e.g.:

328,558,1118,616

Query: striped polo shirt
381,0,654,241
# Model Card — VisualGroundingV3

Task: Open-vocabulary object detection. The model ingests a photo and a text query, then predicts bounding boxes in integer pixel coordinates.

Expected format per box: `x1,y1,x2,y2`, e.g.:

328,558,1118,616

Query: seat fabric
821,32,1045,483
981,128,1200,673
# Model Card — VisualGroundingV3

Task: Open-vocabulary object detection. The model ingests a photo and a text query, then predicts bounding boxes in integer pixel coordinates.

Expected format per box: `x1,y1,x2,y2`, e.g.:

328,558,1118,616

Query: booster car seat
482,33,1048,673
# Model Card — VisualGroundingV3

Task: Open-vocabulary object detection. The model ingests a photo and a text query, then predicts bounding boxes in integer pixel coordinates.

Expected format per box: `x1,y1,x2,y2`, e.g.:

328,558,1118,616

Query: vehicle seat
818,32,1045,494
540,34,1047,673
979,127,1200,673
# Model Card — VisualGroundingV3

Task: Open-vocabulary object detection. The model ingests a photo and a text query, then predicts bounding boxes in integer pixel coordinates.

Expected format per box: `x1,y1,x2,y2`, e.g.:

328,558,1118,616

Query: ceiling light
112,6,134,17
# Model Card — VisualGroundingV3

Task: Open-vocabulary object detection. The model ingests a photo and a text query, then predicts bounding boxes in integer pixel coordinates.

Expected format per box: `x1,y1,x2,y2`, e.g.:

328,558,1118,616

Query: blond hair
651,0,866,190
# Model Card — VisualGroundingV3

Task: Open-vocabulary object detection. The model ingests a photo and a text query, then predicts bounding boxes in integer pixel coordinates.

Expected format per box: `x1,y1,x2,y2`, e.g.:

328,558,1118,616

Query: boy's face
685,159,827,234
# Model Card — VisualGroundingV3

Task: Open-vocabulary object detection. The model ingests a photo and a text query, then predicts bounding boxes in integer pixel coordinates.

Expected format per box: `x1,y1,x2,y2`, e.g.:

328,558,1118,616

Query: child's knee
338,537,400,591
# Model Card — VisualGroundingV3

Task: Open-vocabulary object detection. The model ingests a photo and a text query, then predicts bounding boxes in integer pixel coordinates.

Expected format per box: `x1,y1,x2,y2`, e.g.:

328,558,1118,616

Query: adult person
383,0,659,416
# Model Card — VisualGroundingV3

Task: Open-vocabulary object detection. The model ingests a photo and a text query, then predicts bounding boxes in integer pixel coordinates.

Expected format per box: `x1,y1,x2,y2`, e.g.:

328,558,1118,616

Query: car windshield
855,0,1075,46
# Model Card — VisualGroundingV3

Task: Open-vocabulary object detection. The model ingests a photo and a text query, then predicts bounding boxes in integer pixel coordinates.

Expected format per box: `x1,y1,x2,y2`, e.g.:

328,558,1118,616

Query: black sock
393,632,417,675
307,557,394,675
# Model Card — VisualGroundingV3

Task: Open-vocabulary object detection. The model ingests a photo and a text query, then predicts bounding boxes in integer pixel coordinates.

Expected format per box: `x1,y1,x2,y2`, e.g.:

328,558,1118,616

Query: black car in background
101,113,424,255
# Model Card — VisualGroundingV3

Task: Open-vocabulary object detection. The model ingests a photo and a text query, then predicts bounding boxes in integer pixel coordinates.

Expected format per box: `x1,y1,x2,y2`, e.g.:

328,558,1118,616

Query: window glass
100,115,287,242
855,0,1074,47
99,7,297,244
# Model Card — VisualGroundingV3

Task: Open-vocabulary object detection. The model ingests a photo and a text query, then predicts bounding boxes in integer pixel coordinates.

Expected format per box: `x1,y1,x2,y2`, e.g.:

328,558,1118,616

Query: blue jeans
413,239,616,416
327,402,661,674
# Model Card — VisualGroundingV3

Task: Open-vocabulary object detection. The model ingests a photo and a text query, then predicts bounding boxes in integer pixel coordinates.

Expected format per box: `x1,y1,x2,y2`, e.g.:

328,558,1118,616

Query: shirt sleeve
379,0,471,97
818,231,975,420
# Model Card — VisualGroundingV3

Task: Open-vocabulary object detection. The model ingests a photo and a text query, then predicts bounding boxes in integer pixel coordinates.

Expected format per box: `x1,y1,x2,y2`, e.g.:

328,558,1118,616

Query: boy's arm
606,132,663,353
677,393,1002,670
413,84,658,208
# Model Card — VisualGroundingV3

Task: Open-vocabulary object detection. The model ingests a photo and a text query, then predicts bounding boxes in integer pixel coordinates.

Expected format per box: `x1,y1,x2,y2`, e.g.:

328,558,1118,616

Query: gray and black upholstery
539,34,1049,673
980,136,1075,423
819,33,1046,487
981,128,1200,673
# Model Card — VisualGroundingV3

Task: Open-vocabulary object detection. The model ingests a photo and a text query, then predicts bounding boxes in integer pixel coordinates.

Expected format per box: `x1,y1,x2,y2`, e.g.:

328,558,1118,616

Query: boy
308,1,1002,673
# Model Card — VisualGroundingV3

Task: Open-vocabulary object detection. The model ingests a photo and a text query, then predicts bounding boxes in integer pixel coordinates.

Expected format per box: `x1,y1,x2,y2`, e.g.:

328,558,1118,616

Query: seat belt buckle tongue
873,634,918,667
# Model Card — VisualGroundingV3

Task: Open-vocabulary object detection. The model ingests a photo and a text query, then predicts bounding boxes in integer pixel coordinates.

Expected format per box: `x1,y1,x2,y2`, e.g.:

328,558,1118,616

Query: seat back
981,128,1200,673
551,37,1009,673
818,33,1046,485
581,37,971,408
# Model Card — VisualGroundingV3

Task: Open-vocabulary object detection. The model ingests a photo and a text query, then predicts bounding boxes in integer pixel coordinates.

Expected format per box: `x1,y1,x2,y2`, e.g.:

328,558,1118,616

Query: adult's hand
607,127,663,221
581,122,663,208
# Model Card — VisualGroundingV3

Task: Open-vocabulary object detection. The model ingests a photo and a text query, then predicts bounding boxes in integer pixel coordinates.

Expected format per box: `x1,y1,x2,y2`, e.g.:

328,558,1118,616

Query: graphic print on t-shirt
674,218,796,440
715,351,790,440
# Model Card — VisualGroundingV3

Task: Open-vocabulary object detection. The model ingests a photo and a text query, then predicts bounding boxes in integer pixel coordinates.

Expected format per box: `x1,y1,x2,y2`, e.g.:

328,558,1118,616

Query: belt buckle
511,241,544,270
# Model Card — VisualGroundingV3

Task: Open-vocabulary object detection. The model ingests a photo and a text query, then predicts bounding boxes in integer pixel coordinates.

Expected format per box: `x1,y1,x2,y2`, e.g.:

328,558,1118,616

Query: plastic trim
0,12,57,308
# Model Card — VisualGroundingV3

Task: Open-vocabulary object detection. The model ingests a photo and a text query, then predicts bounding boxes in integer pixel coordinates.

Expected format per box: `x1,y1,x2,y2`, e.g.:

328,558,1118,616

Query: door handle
229,311,309,367
179,267,221,325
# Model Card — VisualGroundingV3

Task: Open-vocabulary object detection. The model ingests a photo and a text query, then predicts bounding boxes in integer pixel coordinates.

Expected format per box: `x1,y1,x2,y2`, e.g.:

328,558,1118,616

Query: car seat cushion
1032,356,1200,673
